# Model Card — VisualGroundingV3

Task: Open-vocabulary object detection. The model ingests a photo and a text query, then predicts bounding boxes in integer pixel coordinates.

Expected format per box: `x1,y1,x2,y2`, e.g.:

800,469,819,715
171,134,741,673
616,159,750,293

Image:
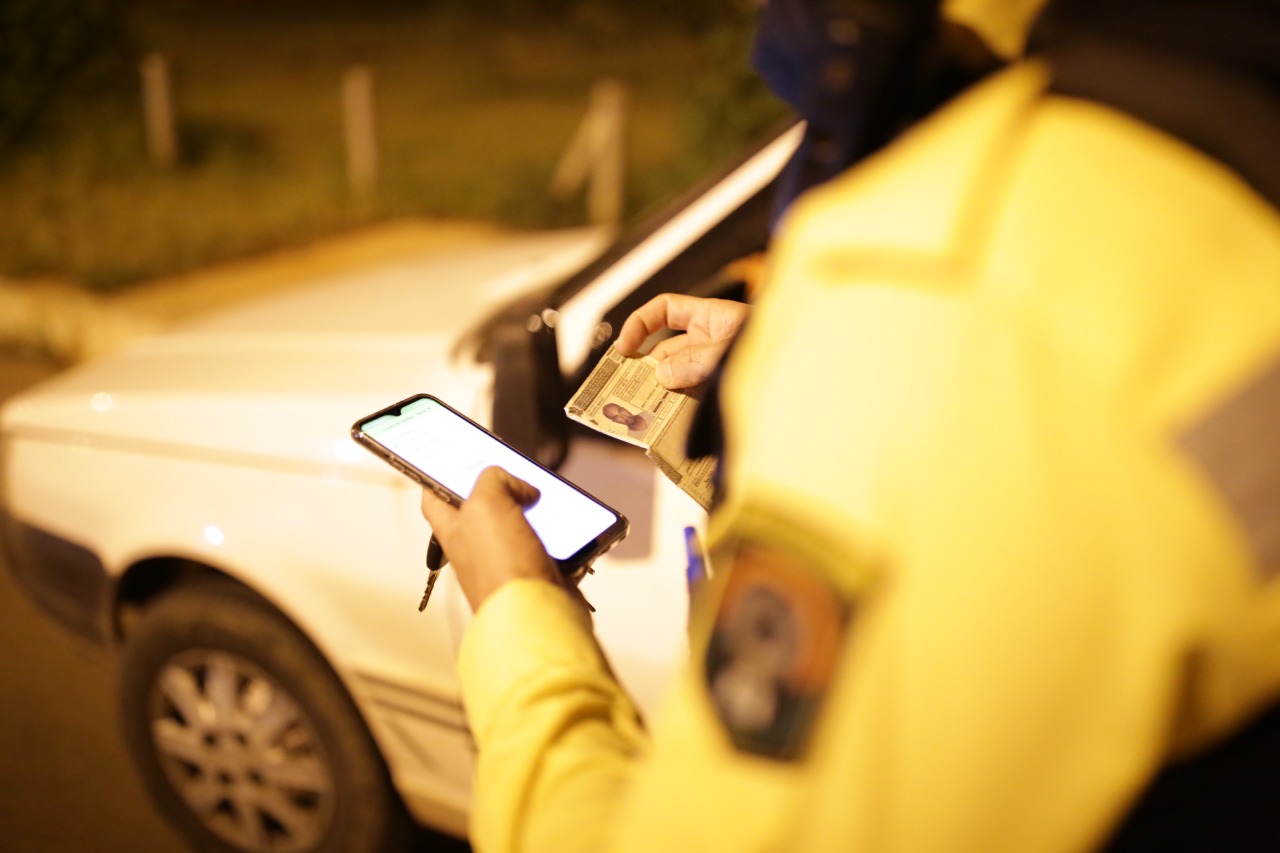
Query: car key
419,535,447,612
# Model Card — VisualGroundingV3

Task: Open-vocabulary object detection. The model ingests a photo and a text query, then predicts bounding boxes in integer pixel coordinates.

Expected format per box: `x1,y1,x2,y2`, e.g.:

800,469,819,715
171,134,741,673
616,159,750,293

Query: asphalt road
0,350,187,852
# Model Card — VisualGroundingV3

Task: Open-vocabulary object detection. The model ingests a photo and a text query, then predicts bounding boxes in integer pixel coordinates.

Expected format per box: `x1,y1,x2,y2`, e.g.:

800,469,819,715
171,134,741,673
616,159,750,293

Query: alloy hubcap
147,649,335,852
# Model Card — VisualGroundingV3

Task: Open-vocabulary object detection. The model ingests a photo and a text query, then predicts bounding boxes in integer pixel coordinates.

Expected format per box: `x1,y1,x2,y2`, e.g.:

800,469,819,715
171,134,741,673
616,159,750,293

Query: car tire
119,578,416,853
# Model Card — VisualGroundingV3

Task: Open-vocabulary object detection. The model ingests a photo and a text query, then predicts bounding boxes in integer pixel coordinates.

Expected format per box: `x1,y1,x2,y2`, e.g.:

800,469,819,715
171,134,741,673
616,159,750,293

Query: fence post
342,65,378,199
550,79,627,226
140,53,178,167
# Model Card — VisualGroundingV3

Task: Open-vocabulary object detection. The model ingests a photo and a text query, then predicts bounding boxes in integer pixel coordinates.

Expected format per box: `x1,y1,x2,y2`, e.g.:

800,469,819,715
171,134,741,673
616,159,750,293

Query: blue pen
684,526,706,589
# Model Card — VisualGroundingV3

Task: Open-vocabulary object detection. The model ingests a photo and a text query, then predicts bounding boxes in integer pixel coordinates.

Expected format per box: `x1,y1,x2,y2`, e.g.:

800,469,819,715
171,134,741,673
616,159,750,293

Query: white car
0,127,800,853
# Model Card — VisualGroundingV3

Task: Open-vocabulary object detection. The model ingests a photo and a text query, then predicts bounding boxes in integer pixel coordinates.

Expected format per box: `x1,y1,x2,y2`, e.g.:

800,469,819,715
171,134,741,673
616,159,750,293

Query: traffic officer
420,0,1280,850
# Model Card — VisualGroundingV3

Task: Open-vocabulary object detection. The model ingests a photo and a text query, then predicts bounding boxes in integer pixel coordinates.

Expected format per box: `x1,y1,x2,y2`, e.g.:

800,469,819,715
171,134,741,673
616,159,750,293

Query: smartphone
352,393,628,574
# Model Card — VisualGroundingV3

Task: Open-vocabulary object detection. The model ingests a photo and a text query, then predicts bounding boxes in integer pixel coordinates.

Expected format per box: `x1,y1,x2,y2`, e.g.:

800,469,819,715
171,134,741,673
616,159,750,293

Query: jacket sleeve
456,580,649,853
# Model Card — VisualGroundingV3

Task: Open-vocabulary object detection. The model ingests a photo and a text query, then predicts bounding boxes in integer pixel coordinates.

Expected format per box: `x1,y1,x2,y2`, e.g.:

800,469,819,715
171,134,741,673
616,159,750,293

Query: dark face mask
750,0,991,221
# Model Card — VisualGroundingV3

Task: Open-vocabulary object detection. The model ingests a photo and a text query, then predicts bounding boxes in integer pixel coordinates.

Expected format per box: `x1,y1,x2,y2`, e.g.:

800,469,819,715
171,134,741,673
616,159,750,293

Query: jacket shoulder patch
703,542,852,761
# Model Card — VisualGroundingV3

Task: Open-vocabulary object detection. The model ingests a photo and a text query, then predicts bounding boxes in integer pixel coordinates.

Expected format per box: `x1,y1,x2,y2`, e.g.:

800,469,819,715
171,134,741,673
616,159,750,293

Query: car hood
1,227,606,477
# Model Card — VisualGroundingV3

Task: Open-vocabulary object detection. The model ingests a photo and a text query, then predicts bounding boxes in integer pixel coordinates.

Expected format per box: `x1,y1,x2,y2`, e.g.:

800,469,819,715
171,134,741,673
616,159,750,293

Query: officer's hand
420,467,560,611
615,294,751,389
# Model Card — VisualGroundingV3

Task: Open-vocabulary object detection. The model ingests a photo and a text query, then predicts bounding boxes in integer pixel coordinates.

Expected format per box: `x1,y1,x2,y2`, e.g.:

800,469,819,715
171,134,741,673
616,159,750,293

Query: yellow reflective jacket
457,61,1280,853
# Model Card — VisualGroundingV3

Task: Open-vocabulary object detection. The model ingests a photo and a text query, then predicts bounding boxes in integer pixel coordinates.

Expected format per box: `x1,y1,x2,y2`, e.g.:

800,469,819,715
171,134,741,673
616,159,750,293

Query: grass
0,6,783,292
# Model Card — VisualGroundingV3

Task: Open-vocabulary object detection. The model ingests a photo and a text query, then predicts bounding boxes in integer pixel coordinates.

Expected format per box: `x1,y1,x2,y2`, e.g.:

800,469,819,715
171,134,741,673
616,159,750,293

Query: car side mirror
489,305,569,469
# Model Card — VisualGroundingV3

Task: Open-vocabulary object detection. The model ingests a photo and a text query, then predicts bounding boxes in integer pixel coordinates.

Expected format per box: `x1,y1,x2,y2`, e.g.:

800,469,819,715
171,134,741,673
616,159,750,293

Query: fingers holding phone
420,467,560,611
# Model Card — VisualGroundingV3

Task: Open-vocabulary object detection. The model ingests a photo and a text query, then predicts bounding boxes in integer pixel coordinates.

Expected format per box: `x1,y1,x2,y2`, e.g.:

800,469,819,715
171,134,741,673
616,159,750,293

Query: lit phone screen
362,397,617,561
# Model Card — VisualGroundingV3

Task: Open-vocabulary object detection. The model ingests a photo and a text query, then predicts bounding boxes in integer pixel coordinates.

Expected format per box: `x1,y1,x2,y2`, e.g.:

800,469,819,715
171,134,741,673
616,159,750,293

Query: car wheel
119,578,415,853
